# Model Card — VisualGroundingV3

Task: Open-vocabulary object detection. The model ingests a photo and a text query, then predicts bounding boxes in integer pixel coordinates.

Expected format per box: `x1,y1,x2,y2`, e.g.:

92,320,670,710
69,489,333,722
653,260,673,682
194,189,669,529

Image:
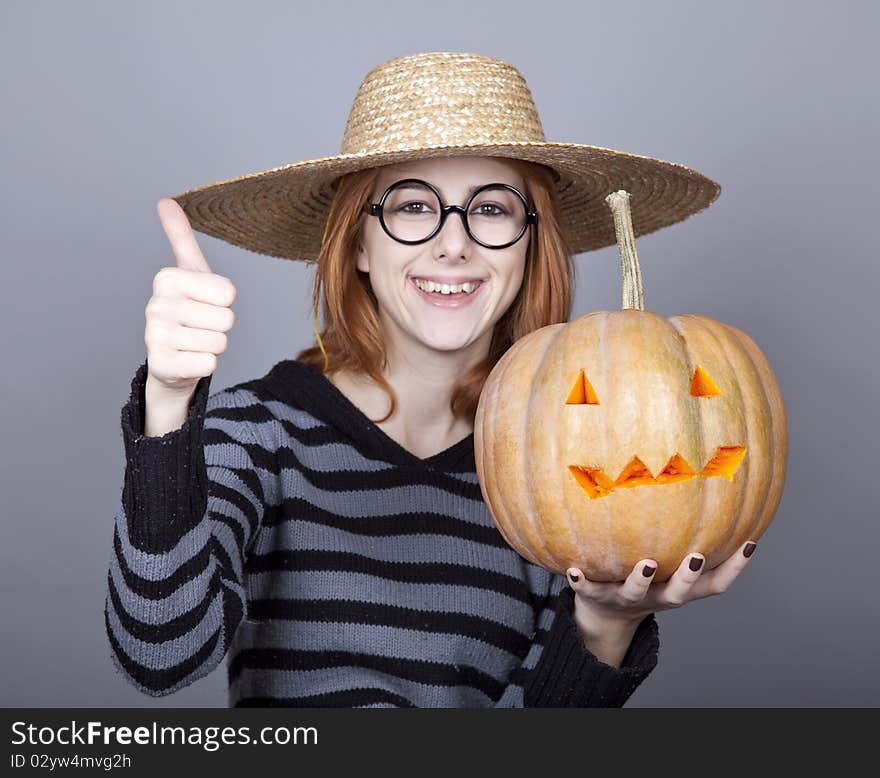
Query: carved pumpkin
474,191,788,582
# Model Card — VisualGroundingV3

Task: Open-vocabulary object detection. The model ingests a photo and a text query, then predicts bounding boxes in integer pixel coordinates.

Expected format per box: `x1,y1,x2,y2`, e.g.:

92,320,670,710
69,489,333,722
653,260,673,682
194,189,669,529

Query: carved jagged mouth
569,446,746,500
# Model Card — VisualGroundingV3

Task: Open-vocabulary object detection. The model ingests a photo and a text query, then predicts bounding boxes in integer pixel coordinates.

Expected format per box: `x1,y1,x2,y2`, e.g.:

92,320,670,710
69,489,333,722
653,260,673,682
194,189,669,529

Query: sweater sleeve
103,359,266,697
495,571,659,707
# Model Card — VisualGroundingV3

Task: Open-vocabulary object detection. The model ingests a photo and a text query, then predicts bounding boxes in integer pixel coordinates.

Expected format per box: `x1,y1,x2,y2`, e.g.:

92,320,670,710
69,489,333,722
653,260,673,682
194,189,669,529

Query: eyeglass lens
381,182,527,246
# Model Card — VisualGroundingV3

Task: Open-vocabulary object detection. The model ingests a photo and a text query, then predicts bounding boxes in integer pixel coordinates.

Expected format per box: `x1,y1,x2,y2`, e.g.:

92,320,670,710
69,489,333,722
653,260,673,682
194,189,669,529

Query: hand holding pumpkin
565,540,759,635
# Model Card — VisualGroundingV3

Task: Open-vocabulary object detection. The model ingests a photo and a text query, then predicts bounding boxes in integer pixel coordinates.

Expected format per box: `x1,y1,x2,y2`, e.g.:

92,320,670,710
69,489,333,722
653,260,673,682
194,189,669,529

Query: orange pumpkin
474,191,788,582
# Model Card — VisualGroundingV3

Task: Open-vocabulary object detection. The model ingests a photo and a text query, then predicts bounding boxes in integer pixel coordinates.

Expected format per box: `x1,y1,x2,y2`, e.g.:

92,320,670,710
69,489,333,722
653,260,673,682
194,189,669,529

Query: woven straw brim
170,141,720,262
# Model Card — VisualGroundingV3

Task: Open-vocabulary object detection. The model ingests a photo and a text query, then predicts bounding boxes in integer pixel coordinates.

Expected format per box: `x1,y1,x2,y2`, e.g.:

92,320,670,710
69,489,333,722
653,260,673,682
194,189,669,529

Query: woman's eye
473,203,505,216
399,201,433,213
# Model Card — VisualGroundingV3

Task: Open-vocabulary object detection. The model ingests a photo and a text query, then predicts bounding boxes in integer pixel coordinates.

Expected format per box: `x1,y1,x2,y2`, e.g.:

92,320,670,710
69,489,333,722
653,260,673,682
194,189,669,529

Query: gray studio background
2,0,877,707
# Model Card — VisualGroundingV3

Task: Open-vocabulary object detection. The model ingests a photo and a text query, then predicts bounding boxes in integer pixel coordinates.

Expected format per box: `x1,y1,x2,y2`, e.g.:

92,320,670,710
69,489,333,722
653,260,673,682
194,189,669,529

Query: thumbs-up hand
144,198,238,399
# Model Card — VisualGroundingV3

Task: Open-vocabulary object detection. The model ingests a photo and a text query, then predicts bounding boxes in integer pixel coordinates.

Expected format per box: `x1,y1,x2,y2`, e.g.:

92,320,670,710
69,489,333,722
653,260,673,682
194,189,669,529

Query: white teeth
413,278,481,295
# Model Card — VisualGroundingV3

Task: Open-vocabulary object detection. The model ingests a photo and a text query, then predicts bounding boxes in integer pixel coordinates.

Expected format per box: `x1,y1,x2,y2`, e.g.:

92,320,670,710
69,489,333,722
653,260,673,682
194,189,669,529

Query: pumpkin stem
605,190,645,311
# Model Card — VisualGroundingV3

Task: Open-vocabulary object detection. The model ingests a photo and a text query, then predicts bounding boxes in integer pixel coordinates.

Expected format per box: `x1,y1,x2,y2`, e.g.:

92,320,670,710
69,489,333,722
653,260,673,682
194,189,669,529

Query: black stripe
245,598,531,655
105,602,222,695
232,400,350,449
219,412,483,497
112,525,212,600
255,361,480,473
207,508,248,565
201,427,264,523
233,688,417,708
506,626,551,687
106,563,223,643
221,577,244,650
208,530,241,587
228,648,504,700
273,443,484,497
220,398,276,429
241,374,394,466
266,496,508,548
245,549,533,606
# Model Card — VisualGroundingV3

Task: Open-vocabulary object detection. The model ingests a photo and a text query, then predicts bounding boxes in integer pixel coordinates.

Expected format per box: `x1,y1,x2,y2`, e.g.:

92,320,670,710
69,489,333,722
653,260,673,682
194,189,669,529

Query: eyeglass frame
362,177,538,250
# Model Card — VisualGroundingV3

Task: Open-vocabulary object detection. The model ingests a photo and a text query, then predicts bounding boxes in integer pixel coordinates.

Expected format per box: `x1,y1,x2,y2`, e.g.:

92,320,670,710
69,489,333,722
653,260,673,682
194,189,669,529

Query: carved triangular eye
566,370,600,404
691,365,722,397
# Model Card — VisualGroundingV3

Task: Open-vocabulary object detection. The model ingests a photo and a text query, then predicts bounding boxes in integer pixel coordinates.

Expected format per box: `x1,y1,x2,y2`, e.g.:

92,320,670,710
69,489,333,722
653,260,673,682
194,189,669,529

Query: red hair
296,157,574,424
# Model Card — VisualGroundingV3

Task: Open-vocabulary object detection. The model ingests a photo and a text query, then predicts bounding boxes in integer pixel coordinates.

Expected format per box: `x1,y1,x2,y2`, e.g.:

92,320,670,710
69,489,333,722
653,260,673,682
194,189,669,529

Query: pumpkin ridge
556,317,596,565
596,310,621,576
668,314,710,562
722,322,782,545
522,324,568,569
480,332,542,564
698,316,756,558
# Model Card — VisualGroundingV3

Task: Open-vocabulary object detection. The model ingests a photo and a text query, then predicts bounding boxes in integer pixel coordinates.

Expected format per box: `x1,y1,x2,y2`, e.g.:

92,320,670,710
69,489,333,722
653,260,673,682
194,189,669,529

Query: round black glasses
363,178,538,250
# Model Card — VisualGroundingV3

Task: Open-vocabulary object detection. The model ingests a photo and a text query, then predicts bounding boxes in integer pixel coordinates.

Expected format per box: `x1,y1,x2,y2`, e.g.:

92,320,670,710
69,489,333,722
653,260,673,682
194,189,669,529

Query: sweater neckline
262,359,476,473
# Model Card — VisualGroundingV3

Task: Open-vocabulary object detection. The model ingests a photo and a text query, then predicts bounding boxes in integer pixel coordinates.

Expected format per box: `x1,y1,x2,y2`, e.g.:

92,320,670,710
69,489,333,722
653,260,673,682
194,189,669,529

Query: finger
616,559,658,605
657,552,706,608
176,298,236,333
153,265,236,308
172,324,229,355
157,198,212,273
565,567,609,601
690,541,757,600
175,270,237,308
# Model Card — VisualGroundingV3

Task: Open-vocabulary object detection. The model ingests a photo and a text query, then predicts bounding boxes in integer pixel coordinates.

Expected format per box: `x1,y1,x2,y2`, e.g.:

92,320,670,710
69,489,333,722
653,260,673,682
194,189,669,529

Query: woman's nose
433,208,471,259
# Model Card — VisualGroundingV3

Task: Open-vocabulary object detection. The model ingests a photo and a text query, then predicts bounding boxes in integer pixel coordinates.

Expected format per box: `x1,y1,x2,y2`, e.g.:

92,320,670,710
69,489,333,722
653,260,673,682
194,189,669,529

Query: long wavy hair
295,157,575,425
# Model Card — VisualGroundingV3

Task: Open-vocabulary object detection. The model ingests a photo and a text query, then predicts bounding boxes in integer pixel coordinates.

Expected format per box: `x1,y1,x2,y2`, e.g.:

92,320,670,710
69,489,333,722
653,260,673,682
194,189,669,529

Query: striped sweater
104,358,660,707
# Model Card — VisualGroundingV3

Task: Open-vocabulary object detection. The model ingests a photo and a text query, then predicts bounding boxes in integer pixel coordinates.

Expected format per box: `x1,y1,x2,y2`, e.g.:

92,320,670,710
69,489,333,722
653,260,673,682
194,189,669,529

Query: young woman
104,52,755,707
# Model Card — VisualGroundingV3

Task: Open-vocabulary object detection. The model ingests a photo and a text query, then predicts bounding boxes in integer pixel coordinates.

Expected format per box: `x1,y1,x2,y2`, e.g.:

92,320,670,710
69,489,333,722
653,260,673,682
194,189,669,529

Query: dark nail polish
743,542,757,558
568,571,579,582
689,556,704,572
642,564,656,577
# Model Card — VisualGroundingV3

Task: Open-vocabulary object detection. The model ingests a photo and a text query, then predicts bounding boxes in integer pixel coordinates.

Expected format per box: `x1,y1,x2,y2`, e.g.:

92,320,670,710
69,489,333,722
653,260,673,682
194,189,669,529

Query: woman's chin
417,330,483,354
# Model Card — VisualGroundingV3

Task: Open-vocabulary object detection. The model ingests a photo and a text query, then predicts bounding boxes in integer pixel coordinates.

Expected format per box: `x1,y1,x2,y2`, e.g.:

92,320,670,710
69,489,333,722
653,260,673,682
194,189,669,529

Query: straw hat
169,51,721,262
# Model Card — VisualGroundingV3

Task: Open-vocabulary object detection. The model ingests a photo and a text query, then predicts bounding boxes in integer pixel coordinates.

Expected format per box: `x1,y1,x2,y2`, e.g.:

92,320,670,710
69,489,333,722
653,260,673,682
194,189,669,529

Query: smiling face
356,156,531,358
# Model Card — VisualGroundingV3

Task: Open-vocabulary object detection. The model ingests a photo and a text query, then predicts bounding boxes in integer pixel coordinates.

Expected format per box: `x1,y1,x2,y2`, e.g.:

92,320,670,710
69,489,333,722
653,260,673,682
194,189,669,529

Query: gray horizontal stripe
203,427,265,501
494,684,525,707
106,634,225,699
210,514,248,582
231,618,524,682
115,499,254,585
202,414,269,518
109,552,220,624
208,495,256,544
229,665,496,708
205,463,263,513
114,505,211,579
239,394,325,430
445,471,480,485
245,569,534,627
234,392,467,474
283,440,400,473
293,479,489,524
252,520,530,577
224,398,400,474
106,588,226,672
